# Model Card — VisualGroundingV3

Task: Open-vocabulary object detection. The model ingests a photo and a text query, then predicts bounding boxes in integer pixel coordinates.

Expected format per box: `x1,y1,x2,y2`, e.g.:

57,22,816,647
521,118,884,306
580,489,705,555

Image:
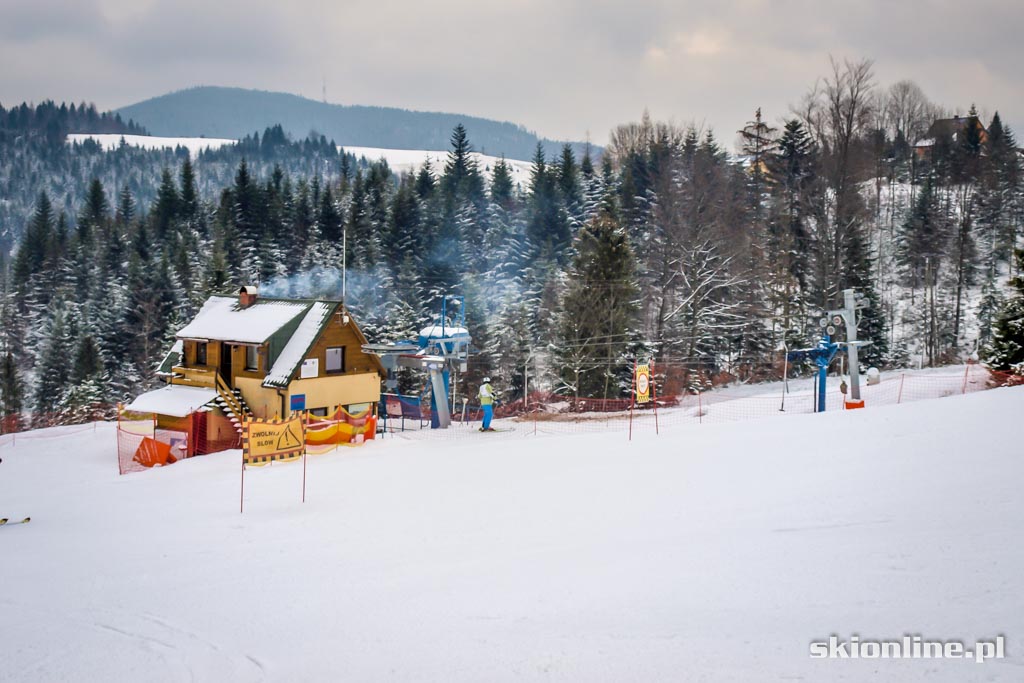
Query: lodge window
245,345,259,372
195,342,207,366
326,346,345,374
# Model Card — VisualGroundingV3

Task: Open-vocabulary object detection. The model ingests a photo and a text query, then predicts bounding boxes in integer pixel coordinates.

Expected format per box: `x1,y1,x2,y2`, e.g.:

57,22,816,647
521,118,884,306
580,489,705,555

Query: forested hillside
116,86,588,161
1,59,1022,429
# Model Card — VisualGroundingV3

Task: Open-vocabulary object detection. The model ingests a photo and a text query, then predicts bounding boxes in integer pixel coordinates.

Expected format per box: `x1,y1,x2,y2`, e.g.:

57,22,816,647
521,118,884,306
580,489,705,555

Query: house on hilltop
914,114,989,159
124,286,384,457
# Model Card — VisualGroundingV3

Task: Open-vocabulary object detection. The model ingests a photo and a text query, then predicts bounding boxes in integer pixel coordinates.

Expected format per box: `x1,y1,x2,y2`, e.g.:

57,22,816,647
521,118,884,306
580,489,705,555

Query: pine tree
525,143,571,262
490,157,515,210
72,334,103,383
12,192,55,290
982,248,1024,380
77,178,108,248
153,167,180,240
34,306,73,418
556,144,582,215
555,211,639,398
0,350,22,432
179,157,199,223
441,124,484,204
896,176,945,290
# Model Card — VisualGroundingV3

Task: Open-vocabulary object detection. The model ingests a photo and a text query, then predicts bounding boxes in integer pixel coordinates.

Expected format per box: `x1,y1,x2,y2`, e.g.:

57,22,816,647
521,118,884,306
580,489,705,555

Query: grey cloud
1,0,1022,146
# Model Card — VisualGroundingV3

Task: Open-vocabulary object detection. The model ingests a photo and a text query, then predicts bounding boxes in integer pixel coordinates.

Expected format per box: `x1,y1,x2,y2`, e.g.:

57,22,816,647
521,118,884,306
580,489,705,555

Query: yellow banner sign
636,364,651,404
243,415,305,464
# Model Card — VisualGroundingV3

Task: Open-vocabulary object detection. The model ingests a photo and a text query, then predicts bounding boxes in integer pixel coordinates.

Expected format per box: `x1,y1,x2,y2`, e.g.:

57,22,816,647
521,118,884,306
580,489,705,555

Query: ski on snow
0,517,31,526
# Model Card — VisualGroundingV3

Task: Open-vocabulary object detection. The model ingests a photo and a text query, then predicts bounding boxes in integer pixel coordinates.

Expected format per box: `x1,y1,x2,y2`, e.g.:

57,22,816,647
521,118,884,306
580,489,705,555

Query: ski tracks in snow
0,599,267,682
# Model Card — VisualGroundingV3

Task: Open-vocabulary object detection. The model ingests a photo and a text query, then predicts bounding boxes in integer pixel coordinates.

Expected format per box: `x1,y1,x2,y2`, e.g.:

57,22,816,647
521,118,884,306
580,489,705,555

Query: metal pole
813,374,817,413
897,373,905,404
817,360,828,413
451,366,458,417
843,289,862,402
780,343,788,411
342,225,347,302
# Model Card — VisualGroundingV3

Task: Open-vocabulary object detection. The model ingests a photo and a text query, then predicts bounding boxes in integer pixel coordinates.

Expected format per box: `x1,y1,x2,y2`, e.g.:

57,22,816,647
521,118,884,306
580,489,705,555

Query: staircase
215,374,253,435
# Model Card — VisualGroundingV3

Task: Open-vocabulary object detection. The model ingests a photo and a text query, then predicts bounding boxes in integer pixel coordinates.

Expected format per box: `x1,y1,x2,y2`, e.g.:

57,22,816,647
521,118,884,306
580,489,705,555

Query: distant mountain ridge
116,86,593,161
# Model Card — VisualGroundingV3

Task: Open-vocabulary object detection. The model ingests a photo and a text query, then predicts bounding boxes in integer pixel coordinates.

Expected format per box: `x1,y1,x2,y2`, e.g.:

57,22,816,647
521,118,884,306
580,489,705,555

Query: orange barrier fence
304,406,378,453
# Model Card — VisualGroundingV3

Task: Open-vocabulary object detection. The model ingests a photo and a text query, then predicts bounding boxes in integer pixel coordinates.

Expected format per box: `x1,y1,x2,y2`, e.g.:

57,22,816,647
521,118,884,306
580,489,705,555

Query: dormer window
196,342,208,366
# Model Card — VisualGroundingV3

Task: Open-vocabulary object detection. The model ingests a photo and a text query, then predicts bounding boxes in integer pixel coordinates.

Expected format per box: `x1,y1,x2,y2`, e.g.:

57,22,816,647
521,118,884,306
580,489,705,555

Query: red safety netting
116,406,242,475
381,363,1019,441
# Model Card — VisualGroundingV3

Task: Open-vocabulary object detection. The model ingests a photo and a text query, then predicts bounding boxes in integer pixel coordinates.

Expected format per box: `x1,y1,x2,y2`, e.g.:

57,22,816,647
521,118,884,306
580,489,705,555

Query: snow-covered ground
66,133,237,158
62,135,534,186
340,145,534,188
1,387,1022,681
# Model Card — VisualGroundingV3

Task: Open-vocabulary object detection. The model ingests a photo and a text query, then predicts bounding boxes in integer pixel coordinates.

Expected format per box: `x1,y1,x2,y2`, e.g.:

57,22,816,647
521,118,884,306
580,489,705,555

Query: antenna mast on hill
322,76,327,104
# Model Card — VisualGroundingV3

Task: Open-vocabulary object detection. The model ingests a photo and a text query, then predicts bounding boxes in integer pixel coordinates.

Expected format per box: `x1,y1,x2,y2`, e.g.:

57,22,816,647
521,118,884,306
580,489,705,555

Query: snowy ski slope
0,386,1021,681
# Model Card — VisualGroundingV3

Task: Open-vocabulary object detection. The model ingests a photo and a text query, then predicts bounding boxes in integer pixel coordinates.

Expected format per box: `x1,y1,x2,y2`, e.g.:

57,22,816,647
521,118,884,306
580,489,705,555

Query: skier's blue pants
482,404,493,430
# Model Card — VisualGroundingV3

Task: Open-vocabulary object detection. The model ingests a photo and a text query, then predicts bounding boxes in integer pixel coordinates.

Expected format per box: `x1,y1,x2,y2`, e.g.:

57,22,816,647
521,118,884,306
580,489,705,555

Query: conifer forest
2,59,1023,428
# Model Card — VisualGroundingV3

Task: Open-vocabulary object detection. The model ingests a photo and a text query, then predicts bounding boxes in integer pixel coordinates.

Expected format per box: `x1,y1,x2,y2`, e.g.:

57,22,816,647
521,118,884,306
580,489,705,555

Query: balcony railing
169,366,218,388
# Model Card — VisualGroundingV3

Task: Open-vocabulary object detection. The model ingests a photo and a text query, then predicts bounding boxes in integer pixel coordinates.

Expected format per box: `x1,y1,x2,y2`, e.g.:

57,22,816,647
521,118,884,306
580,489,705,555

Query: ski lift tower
788,288,871,413
827,288,871,409
362,295,471,429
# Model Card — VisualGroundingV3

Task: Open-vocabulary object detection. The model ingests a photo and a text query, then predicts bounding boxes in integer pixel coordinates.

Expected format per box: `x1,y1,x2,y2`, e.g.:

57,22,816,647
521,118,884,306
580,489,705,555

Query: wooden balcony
170,366,218,388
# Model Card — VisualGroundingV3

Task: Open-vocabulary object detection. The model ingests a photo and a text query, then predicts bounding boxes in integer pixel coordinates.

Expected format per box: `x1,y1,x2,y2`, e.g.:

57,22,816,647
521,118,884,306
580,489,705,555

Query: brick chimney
239,285,259,308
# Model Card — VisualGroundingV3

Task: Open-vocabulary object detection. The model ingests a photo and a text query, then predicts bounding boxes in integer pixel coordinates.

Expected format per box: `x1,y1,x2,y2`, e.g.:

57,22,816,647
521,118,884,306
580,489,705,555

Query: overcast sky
2,0,1021,150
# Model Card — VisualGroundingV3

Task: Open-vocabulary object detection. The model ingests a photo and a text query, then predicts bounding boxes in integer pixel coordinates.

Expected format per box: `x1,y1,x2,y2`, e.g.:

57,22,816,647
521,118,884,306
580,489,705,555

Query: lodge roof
923,115,988,143
175,295,313,344
263,301,335,388
157,292,383,388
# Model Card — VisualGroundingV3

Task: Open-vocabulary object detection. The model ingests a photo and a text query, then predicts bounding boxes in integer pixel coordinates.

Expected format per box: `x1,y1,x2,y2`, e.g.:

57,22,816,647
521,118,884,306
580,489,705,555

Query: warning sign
243,414,305,464
635,364,651,404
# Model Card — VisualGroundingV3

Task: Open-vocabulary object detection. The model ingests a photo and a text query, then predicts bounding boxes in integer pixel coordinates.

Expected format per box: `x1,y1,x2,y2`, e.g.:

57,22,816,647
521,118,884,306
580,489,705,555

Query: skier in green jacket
479,378,497,431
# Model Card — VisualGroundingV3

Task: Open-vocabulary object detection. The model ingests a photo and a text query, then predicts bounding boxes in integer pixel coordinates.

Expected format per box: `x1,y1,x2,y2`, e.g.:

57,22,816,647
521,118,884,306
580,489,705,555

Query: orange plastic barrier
305,407,377,452
133,437,177,467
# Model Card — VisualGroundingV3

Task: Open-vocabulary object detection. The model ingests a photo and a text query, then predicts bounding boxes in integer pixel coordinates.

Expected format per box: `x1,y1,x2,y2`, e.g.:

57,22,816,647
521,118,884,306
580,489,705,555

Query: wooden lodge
125,286,384,455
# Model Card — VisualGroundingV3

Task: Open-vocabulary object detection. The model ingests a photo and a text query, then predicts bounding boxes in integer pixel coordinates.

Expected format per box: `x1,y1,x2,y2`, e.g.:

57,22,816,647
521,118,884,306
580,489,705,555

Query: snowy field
1,387,1023,682
62,135,534,186
339,146,534,188
66,133,237,158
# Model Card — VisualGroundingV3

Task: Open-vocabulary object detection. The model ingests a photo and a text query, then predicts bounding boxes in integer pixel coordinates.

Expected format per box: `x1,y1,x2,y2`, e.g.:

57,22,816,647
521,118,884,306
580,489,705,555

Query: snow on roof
915,138,935,147
125,385,218,417
176,296,309,344
264,302,334,387
418,325,470,338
